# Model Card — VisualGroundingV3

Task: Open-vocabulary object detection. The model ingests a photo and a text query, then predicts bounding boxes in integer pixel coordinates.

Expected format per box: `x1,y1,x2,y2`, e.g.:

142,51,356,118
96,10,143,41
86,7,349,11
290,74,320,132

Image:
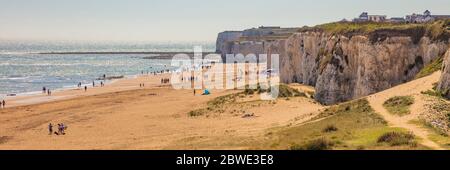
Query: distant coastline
33,51,218,59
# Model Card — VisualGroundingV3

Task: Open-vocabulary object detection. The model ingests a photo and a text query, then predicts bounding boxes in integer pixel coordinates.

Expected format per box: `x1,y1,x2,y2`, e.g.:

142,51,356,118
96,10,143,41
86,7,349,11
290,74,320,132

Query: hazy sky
0,0,449,42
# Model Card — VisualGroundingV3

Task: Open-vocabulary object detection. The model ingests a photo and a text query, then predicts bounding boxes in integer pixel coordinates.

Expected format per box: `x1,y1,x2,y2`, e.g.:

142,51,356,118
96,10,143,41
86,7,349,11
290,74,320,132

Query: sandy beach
0,70,323,150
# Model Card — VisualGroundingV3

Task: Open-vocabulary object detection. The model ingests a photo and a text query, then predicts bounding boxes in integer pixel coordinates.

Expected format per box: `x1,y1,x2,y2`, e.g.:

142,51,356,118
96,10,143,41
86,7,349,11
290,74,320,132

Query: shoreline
2,73,172,108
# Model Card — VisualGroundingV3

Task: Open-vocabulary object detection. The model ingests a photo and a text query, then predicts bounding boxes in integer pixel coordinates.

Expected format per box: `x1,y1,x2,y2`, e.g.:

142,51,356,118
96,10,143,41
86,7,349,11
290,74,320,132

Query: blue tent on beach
203,89,210,95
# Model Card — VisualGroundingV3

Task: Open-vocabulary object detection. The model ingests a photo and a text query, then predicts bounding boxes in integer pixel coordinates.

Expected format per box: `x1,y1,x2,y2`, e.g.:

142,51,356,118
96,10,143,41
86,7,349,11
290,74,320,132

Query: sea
0,40,215,97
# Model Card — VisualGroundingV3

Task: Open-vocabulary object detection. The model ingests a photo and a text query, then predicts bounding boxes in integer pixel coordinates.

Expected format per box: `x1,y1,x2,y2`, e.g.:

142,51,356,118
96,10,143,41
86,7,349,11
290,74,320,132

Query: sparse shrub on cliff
421,89,447,99
415,56,443,79
277,84,306,98
383,96,414,116
422,82,449,99
319,53,333,74
426,19,450,42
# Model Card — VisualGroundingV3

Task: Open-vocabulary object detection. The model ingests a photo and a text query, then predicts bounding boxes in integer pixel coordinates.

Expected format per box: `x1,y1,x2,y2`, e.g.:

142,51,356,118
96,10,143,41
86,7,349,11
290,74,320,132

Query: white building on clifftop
353,12,386,22
406,10,450,23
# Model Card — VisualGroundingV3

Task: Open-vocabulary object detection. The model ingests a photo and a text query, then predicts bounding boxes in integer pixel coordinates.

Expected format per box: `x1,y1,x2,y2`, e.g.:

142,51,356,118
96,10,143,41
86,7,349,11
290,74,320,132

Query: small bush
383,96,414,116
323,125,338,133
188,109,205,117
290,138,334,150
277,84,307,98
421,89,449,99
377,131,417,146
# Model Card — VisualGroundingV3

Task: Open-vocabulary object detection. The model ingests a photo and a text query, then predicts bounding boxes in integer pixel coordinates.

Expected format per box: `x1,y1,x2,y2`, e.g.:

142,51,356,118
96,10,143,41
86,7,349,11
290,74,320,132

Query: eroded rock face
437,48,450,98
218,31,449,105
216,31,243,55
278,32,448,104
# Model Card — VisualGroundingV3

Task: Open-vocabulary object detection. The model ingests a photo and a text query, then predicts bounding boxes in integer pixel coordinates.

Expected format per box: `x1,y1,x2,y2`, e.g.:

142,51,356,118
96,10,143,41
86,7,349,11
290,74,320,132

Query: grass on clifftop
383,96,415,116
315,22,422,35
260,99,426,150
303,19,450,43
415,56,444,79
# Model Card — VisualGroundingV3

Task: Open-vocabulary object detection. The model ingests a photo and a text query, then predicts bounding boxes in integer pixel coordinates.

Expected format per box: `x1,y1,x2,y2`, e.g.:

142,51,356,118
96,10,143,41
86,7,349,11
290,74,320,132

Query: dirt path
367,71,444,150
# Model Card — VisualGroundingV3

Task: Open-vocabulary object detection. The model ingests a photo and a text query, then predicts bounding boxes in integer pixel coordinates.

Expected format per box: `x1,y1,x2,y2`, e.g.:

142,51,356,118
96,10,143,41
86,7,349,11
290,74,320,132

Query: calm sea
0,40,215,96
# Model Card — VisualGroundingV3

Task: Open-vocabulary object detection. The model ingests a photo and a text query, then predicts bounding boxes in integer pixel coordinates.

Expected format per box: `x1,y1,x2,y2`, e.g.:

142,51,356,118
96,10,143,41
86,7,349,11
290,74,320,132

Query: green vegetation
188,110,206,117
260,99,424,150
301,19,450,44
314,22,421,35
410,119,450,149
377,131,417,147
383,96,414,116
416,56,444,79
319,52,333,74
290,138,334,150
188,93,238,117
428,133,450,149
188,84,306,117
243,84,306,98
323,125,338,133
421,83,449,99
277,84,307,98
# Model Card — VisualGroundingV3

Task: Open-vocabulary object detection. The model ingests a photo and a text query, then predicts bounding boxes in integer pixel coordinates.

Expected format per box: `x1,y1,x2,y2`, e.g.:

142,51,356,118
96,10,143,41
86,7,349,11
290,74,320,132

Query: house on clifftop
406,10,450,23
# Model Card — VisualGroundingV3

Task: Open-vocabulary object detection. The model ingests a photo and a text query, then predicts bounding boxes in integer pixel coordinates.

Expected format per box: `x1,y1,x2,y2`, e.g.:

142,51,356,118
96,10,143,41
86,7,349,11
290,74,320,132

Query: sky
0,0,449,42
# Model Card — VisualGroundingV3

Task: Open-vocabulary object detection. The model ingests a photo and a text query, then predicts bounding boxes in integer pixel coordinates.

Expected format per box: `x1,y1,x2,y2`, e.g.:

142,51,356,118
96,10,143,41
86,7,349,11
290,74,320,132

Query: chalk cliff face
437,48,450,98
218,27,449,105
216,31,243,55
281,33,448,104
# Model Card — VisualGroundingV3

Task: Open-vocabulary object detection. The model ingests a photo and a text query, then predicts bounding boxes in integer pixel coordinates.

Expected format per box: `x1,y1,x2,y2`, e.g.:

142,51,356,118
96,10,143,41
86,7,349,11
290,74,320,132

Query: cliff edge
218,20,450,105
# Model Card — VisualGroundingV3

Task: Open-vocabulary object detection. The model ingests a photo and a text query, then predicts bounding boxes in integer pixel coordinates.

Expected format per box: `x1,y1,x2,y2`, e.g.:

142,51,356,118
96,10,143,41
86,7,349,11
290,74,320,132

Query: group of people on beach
182,76,197,82
42,87,52,96
48,123,67,135
77,79,105,92
0,100,5,109
161,78,170,84
77,82,89,92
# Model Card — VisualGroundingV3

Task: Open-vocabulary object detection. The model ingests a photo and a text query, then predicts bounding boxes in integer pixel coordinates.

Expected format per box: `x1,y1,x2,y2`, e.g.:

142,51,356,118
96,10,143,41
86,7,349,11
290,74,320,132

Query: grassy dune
258,99,427,150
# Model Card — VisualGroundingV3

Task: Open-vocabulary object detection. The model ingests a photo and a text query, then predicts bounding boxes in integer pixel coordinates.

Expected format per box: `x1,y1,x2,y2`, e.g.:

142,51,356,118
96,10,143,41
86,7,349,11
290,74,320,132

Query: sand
3,67,443,150
367,71,444,150
0,71,323,150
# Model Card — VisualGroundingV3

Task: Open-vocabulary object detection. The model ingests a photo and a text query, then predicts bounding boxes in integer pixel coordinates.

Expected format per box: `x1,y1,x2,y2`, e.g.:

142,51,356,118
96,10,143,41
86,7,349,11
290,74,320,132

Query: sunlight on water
0,41,215,95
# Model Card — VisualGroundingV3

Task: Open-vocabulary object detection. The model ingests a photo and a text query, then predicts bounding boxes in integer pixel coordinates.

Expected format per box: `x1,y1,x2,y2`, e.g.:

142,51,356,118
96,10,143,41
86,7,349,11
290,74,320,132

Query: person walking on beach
48,123,53,135
56,124,61,135
1,100,4,109
92,81,95,87
84,86,87,92
42,87,46,94
47,89,51,96
60,123,66,135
